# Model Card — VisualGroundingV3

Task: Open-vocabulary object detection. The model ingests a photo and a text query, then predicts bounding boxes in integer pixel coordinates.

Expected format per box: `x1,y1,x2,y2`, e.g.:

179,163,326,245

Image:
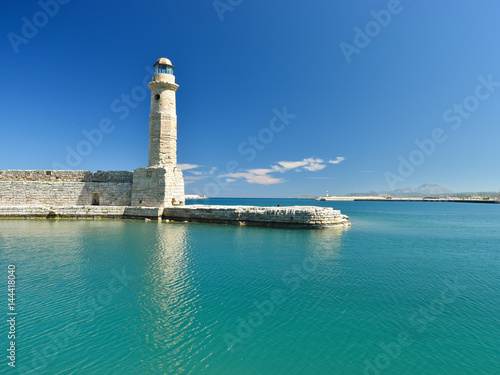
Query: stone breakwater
0,205,350,228
164,205,350,228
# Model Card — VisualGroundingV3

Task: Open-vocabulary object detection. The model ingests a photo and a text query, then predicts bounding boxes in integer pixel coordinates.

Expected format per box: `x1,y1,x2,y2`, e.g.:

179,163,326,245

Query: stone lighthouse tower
131,58,185,207
148,58,178,167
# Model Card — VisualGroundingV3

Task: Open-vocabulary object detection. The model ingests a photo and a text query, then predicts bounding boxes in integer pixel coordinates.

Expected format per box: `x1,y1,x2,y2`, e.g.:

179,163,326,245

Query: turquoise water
1,199,500,374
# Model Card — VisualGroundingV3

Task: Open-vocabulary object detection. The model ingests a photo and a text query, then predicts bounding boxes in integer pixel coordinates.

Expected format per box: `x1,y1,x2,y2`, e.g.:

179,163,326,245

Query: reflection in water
128,224,352,373
308,225,350,260
152,222,192,327
231,225,349,262
130,223,207,373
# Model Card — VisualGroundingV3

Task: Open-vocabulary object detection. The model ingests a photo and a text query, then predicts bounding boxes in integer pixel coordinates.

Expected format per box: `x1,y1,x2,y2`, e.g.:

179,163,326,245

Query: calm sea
1,199,499,374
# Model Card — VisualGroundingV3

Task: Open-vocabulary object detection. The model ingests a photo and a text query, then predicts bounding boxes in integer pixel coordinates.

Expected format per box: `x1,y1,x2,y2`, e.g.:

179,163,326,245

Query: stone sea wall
0,168,185,208
0,170,133,206
0,181,132,206
0,170,133,183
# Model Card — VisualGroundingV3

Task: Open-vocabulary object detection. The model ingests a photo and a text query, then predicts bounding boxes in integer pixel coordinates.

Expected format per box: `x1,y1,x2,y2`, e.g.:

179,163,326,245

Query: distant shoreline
185,194,208,200
315,196,499,203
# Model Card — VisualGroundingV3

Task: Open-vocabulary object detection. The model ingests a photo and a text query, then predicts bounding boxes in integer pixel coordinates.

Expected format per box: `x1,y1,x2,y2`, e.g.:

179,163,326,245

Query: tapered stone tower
131,58,185,207
148,58,179,167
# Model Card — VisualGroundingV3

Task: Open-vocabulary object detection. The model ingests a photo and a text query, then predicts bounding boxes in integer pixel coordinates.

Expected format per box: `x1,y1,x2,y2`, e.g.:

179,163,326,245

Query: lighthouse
148,58,179,167
131,58,185,207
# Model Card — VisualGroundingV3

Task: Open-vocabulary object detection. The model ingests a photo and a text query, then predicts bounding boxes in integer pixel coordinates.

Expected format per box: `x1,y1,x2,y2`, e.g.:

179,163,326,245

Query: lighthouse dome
154,57,174,68
153,57,174,75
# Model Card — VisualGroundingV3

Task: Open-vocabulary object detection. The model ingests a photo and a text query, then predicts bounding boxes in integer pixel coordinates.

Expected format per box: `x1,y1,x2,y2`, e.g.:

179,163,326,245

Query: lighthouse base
131,166,185,207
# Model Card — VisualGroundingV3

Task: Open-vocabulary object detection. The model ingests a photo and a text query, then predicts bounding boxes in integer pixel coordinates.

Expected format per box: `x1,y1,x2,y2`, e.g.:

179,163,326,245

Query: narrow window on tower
155,94,160,101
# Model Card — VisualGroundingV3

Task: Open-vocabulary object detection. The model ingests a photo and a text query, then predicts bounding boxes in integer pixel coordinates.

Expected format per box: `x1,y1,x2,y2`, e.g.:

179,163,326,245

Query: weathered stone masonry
0,170,133,206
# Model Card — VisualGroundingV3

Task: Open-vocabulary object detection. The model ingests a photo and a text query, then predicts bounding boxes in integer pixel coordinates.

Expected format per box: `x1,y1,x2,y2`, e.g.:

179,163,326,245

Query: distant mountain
297,195,317,199
349,184,454,197
391,184,454,196
349,191,380,197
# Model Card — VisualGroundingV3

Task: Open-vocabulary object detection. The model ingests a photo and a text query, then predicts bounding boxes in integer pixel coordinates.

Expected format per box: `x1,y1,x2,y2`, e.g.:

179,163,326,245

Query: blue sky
2,0,500,197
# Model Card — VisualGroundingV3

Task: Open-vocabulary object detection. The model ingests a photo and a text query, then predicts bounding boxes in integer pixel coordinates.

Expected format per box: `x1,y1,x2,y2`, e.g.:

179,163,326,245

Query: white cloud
189,171,206,176
248,168,276,175
328,157,345,164
222,172,284,185
220,156,344,185
303,160,327,172
177,163,201,171
184,175,210,182
276,160,308,170
273,157,345,173
178,165,217,183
